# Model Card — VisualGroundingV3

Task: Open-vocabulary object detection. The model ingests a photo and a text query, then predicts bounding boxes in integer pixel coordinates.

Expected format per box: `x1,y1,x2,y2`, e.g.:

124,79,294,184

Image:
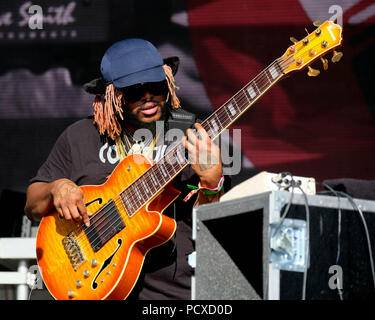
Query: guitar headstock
279,20,343,77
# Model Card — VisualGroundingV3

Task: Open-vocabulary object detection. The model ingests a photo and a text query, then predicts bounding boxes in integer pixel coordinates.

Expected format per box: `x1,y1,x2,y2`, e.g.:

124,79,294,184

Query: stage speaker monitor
220,171,316,202
192,190,375,300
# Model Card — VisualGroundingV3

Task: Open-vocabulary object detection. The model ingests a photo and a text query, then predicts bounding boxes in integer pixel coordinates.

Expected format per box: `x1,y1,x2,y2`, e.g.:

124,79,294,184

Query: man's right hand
50,179,90,227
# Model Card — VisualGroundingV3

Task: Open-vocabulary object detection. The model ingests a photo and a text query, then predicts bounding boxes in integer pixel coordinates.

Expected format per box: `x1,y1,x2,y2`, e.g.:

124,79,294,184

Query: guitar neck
119,57,294,216
200,58,288,140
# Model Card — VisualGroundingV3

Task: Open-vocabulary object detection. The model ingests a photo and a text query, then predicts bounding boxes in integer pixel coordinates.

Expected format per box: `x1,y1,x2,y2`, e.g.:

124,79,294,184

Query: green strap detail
187,184,199,190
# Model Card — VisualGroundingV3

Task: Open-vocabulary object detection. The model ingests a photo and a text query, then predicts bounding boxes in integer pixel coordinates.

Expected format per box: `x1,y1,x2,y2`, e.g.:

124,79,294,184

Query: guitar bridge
62,232,85,270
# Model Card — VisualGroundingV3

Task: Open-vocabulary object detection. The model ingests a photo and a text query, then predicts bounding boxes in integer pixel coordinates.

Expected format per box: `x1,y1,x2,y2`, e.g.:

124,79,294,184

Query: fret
243,86,253,103
119,193,126,211
163,156,177,179
147,176,157,193
153,166,165,185
265,70,272,83
232,97,242,114
275,59,285,75
159,163,169,180
173,156,182,172
128,187,140,210
210,116,219,135
123,183,146,216
215,111,225,131
246,84,257,99
163,149,175,168
170,160,179,177
134,184,142,201
254,80,261,94
175,147,186,166
142,180,152,196
126,189,139,215
203,121,213,138
121,192,133,215
240,88,251,105
226,102,237,119
268,65,279,80
154,145,167,162
149,170,160,188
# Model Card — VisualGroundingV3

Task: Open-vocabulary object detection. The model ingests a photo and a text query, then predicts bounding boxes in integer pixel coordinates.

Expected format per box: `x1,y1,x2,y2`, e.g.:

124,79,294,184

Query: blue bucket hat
100,38,166,88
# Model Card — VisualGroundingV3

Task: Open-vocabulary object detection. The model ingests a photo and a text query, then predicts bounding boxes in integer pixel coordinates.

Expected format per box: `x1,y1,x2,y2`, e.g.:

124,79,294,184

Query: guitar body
36,154,178,300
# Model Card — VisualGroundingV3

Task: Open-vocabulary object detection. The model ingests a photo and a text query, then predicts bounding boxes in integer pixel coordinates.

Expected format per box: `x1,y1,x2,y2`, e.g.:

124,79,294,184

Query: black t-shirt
30,117,201,300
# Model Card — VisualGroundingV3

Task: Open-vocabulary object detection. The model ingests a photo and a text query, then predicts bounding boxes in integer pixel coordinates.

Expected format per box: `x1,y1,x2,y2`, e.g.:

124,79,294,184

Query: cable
297,185,310,300
319,185,375,296
271,172,296,238
335,190,375,292
321,182,344,300
28,276,38,300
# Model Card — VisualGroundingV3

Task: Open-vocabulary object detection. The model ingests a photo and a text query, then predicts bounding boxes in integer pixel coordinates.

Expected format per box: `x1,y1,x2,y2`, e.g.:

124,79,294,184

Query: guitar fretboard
201,59,285,140
118,57,291,216
119,144,188,216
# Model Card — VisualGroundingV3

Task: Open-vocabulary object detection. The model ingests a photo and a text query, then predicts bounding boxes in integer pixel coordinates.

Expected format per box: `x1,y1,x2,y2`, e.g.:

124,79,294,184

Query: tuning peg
313,20,323,27
320,57,329,70
290,37,298,44
331,50,343,63
307,66,320,77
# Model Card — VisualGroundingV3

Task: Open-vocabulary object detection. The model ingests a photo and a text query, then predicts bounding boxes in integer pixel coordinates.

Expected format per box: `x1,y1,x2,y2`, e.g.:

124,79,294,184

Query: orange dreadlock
163,64,181,110
93,84,124,140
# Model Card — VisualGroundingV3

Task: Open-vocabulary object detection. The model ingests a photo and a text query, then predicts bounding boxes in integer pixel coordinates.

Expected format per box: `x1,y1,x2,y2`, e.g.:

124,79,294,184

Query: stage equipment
220,171,316,202
192,190,375,300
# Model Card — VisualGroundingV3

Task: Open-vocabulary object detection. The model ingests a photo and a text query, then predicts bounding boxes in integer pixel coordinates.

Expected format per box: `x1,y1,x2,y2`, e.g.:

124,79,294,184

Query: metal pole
16,260,28,300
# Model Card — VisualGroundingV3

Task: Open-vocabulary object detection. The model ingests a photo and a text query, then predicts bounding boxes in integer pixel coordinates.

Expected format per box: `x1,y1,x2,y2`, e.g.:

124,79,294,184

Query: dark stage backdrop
0,0,374,215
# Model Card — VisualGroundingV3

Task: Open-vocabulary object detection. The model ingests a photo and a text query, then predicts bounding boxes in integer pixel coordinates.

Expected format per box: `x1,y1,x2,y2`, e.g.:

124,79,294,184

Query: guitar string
71,55,298,251
73,37,328,250
71,55,297,250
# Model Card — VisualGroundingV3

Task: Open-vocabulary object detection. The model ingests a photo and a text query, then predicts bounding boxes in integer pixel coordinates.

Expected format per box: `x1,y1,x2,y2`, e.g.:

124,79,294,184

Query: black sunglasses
121,80,168,103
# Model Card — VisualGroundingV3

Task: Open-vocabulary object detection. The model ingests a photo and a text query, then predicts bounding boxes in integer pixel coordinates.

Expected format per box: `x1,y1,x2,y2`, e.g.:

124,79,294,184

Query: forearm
24,180,64,221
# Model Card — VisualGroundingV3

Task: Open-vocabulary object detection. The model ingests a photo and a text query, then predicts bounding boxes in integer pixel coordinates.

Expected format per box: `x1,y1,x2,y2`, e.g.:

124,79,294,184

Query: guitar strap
167,108,196,133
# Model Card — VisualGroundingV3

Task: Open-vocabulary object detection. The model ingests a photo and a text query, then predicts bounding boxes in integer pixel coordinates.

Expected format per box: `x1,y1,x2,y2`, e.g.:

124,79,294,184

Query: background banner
0,0,374,203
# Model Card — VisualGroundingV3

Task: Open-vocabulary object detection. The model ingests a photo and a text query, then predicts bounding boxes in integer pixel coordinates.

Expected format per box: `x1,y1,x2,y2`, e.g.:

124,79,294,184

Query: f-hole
86,197,103,208
92,238,122,289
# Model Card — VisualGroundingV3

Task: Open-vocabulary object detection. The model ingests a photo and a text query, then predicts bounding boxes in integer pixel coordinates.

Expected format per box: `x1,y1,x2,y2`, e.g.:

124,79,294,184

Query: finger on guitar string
78,199,90,227
181,135,197,164
193,122,210,141
51,178,89,226
56,206,64,219
68,202,85,224
183,123,209,160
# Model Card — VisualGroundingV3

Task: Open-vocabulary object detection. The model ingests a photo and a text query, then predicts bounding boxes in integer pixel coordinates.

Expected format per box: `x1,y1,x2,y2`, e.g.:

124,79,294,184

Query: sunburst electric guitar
36,21,343,300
